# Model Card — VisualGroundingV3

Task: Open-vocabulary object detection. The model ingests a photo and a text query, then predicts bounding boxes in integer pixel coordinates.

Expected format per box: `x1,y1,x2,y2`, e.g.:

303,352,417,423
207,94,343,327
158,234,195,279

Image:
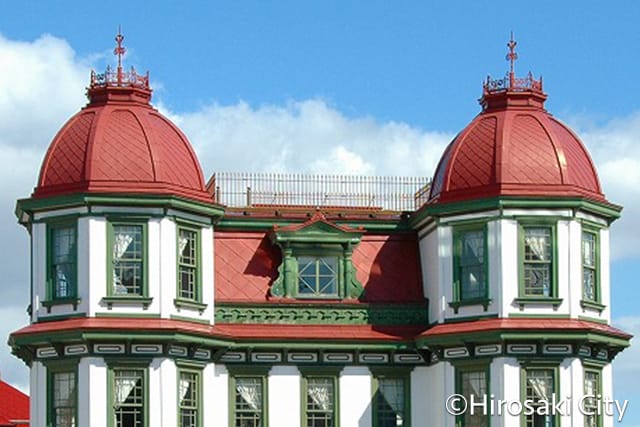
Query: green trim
228,366,269,427
301,371,340,427
583,366,603,427
581,226,602,306
578,315,608,325
169,314,211,325
215,302,428,325
410,196,622,227
17,193,224,220
443,313,499,323
95,312,161,318
508,313,570,319
451,223,489,313
217,217,409,233
107,363,150,427
46,360,79,427
371,369,411,427
177,366,203,427
176,223,203,305
518,221,559,301
101,296,154,309
106,219,149,299
520,364,560,427
454,362,490,427
37,312,87,322
46,220,78,306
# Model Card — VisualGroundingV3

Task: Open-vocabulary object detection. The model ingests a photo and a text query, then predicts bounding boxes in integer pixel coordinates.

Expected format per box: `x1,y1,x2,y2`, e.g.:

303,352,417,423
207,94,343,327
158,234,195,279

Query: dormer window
270,212,364,300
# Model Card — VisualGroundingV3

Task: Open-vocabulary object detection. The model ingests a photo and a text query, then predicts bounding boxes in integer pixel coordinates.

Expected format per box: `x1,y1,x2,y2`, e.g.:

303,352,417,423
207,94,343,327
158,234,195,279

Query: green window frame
47,222,78,301
47,363,78,427
178,368,202,427
517,222,561,307
583,368,602,427
521,366,559,427
302,374,339,427
581,228,600,305
450,224,489,312
229,373,268,427
297,255,339,297
107,221,148,298
372,369,410,427
455,364,489,427
108,365,149,427
176,225,202,303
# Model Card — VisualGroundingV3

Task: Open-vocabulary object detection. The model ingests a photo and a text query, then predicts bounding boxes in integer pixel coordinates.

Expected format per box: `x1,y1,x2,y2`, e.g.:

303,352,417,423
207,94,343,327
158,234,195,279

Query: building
0,379,29,427
9,33,631,427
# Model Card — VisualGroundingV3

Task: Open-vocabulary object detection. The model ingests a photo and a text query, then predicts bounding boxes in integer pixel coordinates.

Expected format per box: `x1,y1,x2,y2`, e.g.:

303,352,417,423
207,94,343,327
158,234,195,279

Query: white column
269,365,301,427
210,364,229,426
339,366,371,427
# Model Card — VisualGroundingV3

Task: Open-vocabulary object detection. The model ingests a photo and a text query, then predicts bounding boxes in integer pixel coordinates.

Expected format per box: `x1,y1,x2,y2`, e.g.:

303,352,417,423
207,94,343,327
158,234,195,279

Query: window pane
113,369,144,427
525,369,554,427
298,257,338,297
460,370,487,427
53,371,76,427
523,227,552,297
375,378,405,426
584,371,599,427
306,378,334,427
51,226,75,299
179,371,199,427
582,232,597,301
235,377,263,427
112,225,143,295
178,227,198,300
456,229,485,301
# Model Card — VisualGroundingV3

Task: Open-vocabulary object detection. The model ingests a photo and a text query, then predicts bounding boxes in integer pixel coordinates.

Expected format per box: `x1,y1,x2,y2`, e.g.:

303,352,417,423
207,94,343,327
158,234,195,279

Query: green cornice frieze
214,302,428,325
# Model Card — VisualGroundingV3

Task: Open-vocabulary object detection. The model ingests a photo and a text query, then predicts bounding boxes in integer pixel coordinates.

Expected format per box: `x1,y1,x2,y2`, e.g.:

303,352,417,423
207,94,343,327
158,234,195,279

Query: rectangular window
49,370,77,427
177,227,199,301
456,367,488,427
453,227,486,301
109,223,145,296
48,224,77,299
304,376,336,427
178,370,201,427
373,376,408,427
111,368,146,427
524,368,556,427
233,376,265,427
522,226,554,297
297,256,339,297
584,370,600,427
582,230,598,302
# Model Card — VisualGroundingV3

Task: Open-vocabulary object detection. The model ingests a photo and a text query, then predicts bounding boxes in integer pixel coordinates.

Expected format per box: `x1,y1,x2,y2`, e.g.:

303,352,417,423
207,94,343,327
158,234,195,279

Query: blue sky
0,1,639,425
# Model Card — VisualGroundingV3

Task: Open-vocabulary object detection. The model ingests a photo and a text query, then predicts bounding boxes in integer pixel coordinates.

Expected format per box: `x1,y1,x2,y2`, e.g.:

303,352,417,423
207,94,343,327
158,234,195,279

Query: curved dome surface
34,73,212,204
429,79,605,205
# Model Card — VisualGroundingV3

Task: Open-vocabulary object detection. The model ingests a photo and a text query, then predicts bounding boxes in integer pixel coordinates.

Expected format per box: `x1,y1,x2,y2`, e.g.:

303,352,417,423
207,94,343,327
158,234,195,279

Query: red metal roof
33,75,212,204
214,231,423,303
418,317,632,340
10,317,630,343
0,380,29,427
429,85,606,205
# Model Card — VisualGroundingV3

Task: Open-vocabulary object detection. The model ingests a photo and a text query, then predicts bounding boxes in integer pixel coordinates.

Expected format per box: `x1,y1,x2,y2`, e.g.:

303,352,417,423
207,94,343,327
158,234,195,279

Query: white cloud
573,113,640,260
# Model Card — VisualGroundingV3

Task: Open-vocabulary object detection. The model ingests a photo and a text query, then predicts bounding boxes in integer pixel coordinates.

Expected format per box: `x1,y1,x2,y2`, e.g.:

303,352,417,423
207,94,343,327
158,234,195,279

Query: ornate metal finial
482,32,543,97
88,28,150,93
114,27,126,83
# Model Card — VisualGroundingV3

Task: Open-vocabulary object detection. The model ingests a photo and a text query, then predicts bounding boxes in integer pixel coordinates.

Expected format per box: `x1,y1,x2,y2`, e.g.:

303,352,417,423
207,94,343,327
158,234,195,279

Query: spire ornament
114,27,126,83
506,31,518,86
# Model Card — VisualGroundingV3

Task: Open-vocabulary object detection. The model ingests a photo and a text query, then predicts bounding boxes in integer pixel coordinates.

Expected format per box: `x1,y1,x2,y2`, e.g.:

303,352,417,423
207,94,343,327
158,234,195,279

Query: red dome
429,74,605,205
34,68,212,204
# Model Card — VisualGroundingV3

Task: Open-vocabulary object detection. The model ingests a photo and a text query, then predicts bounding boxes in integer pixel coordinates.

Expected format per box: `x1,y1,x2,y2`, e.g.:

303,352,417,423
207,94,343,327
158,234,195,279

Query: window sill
101,296,153,310
41,298,81,313
174,298,208,314
448,298,492,314
514,297,563,311
580,300,606,313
